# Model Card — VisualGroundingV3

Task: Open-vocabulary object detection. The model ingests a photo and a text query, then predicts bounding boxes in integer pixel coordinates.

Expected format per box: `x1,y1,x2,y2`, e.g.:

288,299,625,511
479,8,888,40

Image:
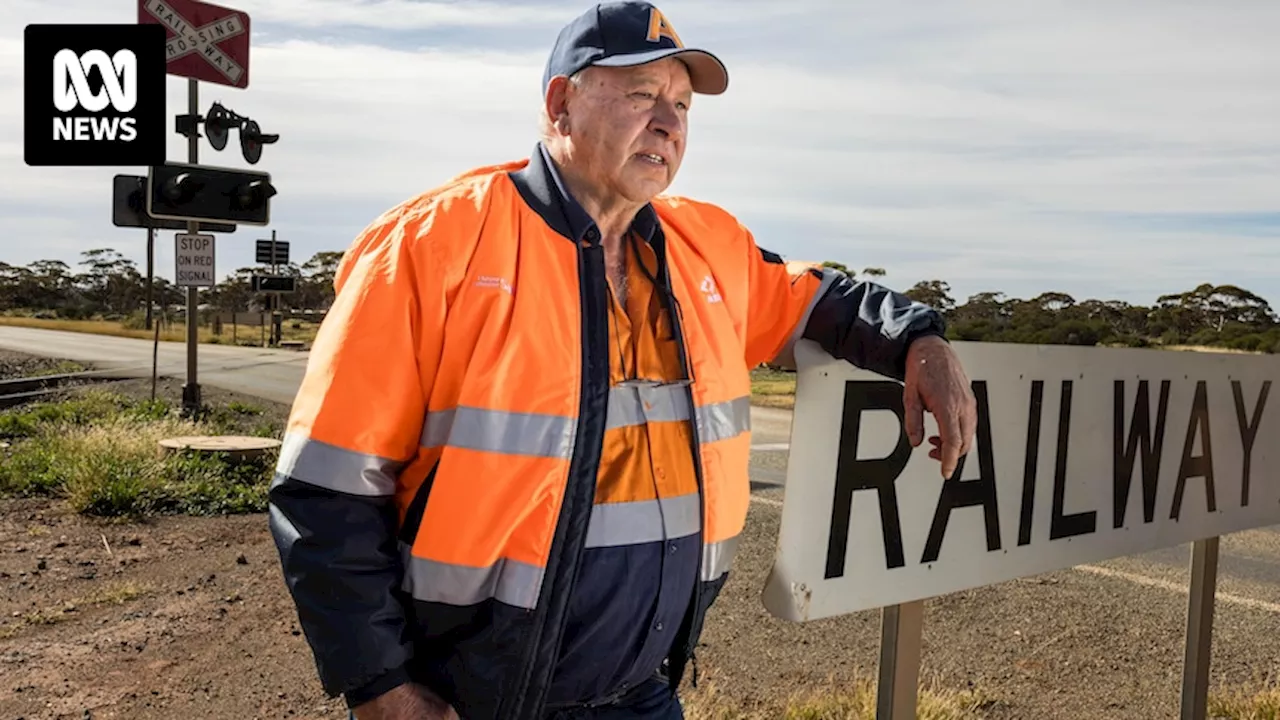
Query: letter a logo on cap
645,8,683,47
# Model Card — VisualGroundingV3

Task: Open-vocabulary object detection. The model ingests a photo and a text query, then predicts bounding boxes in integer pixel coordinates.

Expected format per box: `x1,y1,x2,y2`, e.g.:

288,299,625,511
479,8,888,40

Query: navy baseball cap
543,2,729,95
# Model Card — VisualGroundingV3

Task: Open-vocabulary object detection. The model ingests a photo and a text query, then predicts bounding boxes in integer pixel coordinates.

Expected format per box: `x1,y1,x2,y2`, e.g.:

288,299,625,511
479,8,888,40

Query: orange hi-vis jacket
269,144,946,720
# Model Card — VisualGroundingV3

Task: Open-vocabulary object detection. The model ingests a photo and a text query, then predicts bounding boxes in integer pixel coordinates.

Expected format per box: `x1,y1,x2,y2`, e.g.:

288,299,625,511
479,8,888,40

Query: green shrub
0,391,276,518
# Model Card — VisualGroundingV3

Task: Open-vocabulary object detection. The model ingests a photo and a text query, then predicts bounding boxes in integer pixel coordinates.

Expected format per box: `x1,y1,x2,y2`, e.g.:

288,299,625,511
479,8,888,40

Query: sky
3,0,1279,308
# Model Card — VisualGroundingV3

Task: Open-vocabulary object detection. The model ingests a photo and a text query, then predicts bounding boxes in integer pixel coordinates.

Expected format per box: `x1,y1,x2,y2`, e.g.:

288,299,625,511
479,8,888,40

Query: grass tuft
683,675,994,720
1209,681,1280,719
0,389,277,518
750,366,798,409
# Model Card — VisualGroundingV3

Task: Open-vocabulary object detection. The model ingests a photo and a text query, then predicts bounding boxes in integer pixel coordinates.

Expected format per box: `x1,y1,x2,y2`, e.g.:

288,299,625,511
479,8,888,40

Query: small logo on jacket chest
474,275,512,294
700,275,722,303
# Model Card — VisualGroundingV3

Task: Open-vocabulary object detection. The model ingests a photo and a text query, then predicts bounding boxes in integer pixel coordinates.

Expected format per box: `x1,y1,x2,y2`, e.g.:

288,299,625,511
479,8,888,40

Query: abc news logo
25,24,166,166
53,48,140,142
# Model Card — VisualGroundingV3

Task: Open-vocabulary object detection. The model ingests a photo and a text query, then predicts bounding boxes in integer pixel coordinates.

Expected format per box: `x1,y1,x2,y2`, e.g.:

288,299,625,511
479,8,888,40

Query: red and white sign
138,0,250,89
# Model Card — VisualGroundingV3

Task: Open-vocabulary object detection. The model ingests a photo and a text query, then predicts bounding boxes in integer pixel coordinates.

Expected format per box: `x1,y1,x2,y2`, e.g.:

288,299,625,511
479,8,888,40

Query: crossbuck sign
138,0,251,88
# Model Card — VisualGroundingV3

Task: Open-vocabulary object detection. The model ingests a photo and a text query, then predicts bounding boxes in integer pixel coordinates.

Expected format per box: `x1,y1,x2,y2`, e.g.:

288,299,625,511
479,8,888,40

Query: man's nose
649,101,684,141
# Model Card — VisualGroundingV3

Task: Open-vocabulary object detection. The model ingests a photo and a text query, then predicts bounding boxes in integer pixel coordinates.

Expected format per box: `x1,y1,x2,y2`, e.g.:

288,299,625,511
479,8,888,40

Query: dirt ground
2,351,1279,719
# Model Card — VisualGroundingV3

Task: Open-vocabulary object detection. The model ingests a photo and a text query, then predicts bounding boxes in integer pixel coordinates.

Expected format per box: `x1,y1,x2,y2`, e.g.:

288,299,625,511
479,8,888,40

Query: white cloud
227,0,573,30
2,0,1277,309
223,0,812,32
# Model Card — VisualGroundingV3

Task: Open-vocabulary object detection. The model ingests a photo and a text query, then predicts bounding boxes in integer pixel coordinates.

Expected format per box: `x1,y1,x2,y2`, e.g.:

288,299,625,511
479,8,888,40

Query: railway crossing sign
137,0,250,88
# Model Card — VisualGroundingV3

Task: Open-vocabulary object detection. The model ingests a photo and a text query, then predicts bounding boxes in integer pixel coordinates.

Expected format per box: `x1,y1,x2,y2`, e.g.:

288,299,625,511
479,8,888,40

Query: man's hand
352,682,459,720
901,335,977,478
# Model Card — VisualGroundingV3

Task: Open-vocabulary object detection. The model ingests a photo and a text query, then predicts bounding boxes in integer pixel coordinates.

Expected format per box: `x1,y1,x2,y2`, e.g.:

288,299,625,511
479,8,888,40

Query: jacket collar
508,142,659,246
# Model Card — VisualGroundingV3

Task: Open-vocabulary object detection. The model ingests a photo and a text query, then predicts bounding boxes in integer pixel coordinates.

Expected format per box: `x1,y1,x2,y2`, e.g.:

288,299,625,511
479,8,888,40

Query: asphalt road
5,325,1280,618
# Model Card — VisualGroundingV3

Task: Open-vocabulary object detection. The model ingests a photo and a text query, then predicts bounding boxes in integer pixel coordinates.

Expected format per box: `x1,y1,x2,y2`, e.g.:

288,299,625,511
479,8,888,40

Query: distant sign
251,274,296,293
175,232,216,286
255,239,288,265
763,339,1278,622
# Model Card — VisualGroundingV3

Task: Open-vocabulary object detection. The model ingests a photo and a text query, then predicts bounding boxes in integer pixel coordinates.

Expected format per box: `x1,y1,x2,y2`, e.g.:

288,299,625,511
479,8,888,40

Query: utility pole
182,77,201,416
145,227,154,332
270,229,279,345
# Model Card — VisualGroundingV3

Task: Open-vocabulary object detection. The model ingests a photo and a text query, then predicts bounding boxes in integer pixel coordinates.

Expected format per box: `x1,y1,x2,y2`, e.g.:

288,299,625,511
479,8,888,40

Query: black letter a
921,381,1001,563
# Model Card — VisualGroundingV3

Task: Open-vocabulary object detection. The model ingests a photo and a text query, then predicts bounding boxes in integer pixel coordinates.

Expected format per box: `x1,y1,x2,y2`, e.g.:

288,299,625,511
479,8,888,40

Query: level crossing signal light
146,161,276,226
199,102,279,165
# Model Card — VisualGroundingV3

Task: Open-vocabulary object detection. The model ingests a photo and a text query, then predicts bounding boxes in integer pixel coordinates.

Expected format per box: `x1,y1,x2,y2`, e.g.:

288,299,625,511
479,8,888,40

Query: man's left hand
901,335,977,478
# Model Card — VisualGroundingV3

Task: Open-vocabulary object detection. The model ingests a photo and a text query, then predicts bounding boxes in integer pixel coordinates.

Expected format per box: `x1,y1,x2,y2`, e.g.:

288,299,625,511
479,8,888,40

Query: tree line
1,249,1275,354
822,262,1280,354
0,248,344,323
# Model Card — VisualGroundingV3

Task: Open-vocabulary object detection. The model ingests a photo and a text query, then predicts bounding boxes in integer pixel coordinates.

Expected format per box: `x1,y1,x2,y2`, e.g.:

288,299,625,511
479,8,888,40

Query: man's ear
544,76,572,133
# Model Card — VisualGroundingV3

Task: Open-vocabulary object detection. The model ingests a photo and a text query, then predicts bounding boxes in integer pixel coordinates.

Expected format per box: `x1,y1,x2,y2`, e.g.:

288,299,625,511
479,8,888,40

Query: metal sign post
876,601,923,720
147,227,154,331
270,229,278,345
253,233,289,345
183,77,200,414
139,0,253,415
1181,537,1219,720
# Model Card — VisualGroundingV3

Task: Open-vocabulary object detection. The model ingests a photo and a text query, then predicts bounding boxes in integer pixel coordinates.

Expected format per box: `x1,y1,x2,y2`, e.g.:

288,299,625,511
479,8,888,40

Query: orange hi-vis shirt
547,223,705,704
597,234,699,519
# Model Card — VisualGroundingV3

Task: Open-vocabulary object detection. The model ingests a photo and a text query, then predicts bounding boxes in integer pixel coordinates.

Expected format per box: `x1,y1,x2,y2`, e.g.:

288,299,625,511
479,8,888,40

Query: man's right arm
267,211,449,713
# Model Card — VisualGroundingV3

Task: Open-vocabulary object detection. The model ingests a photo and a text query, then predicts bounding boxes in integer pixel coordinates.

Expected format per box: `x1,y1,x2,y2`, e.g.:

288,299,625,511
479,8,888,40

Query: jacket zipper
660,252,707,690
505,237,608,719
619,231,708,690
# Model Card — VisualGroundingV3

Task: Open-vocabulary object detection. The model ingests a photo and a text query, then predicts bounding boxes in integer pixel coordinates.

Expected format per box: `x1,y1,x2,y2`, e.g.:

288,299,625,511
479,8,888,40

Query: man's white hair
539,69,590,144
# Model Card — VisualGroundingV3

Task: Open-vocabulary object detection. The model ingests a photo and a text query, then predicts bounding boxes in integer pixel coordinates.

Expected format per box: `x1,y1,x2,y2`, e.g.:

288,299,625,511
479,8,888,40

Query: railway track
0,351,310,412
0,368,146,409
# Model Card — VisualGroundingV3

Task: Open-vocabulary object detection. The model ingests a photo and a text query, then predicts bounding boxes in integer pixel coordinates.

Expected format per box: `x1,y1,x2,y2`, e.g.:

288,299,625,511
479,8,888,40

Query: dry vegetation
749,366,798,408
0,314,322,347
1209,683,1280,719
683,674,993,720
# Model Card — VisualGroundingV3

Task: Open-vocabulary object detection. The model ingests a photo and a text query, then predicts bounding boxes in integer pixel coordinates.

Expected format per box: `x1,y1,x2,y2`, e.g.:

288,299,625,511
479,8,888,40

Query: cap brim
591,48,729,95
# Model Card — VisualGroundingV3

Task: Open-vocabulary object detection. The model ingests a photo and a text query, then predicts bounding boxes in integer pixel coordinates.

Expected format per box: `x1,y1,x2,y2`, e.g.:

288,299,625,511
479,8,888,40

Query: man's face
560,57,693,203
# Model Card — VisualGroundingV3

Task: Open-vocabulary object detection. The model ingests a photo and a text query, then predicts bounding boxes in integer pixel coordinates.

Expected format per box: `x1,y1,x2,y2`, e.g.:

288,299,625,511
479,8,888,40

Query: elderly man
269,2,976,719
